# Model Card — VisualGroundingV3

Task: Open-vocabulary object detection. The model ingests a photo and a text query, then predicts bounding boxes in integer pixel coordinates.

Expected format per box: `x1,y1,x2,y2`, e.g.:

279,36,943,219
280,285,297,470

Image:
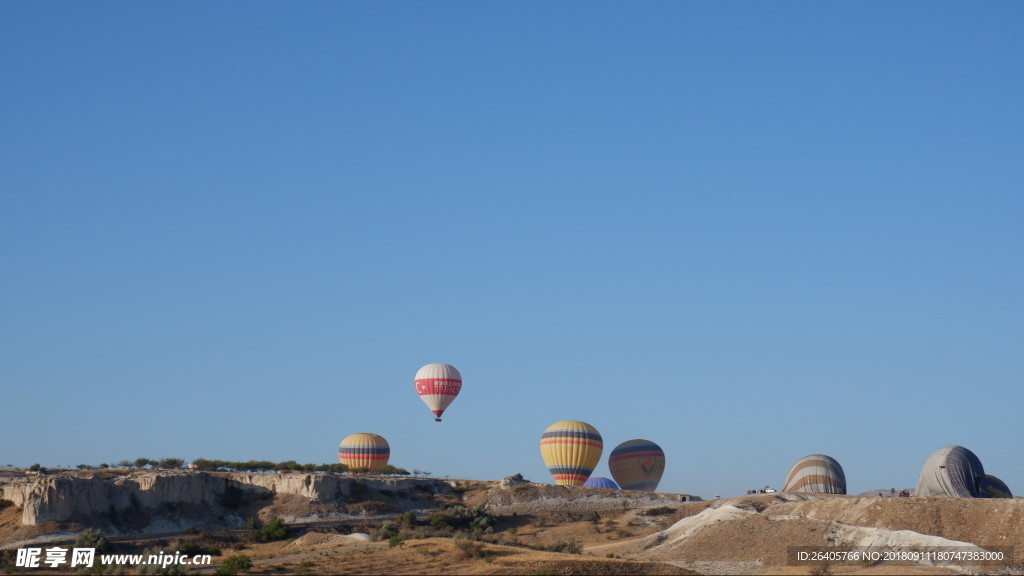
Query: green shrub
374,522,399,541
75,528,110,553
545,538,582,554
214,554,252,576
255,517,288,542
388,534,406,548
427,504,494,533
245,516,288,542
429,512,451,529
642,506,675,516
454,537,485,559
178,541,222,557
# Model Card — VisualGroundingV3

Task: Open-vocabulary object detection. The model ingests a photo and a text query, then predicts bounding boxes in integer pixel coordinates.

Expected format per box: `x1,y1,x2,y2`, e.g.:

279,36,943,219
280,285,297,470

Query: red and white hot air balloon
414,363,462,422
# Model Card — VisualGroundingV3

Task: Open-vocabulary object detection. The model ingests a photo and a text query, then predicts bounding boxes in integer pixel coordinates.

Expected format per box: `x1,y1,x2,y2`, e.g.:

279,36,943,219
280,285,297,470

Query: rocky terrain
1,470,1022,575
0,469,452,534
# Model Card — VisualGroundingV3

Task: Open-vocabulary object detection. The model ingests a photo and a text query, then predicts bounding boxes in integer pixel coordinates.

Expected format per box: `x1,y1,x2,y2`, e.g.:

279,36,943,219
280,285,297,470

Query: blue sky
2,2,1022,498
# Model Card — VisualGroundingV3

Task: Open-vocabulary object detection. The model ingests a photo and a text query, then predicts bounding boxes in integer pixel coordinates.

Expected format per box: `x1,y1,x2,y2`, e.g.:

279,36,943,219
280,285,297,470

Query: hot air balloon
415,363,462,422
915,445,985,498
540,420,603,486
338,433,390,473
609,439,666,492
783,454,847,494
584,476,620,489
981,474,1013,498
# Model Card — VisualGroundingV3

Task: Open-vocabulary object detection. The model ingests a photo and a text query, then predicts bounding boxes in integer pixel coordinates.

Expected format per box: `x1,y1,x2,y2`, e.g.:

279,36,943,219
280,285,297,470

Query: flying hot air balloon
338,433,390,473
415,363,462,422
540,420,603,486
609,439,666,492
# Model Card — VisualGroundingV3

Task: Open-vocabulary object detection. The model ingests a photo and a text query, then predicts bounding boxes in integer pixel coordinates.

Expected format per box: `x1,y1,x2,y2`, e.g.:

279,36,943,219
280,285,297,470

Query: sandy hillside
594,493,1023,575
3,472,1023,575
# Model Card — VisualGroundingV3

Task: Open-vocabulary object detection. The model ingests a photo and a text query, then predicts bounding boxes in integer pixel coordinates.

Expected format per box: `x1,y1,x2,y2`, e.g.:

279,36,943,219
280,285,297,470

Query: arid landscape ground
1,470,1021,575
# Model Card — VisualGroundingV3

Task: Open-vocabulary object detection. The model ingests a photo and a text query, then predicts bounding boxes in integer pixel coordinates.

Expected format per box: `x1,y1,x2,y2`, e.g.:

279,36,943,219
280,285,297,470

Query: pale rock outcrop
0,471,452,528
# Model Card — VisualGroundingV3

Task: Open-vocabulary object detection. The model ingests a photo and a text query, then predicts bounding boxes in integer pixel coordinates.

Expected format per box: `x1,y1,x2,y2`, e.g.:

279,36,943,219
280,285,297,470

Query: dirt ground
187,492,1024,576
3,474,1024,575
226,536,697,575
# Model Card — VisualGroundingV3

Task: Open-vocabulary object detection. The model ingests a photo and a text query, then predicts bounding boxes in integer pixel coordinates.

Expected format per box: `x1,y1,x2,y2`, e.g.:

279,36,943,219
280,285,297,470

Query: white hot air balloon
414,363,462,422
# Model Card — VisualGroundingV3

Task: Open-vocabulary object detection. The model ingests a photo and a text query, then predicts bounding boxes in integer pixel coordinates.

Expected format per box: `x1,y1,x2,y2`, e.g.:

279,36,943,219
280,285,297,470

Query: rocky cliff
0,471,451,533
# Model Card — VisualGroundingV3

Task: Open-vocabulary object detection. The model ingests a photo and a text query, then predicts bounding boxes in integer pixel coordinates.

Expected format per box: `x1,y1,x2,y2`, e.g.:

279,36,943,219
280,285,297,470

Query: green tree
134,458,151,468
378,465,411,476
191,458,223,470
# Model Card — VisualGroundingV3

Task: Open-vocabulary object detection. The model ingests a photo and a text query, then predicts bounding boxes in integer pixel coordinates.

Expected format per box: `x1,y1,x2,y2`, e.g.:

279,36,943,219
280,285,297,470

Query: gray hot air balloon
915,445,985,498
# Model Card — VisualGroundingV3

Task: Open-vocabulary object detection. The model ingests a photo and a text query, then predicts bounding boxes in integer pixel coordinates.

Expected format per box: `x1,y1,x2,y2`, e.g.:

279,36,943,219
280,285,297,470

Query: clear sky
2,2,1022,499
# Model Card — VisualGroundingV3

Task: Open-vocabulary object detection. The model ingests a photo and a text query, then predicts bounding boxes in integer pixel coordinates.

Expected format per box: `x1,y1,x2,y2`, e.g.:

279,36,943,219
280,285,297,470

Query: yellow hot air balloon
338,433,390,473
540,420,603,486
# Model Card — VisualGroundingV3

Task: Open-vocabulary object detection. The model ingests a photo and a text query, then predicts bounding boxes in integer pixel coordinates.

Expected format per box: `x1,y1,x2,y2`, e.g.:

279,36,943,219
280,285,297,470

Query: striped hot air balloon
609,439,666,492
540,420,603,486
783,454,847,494
583,476,619,489
338,433,390,473
415,363,462,422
